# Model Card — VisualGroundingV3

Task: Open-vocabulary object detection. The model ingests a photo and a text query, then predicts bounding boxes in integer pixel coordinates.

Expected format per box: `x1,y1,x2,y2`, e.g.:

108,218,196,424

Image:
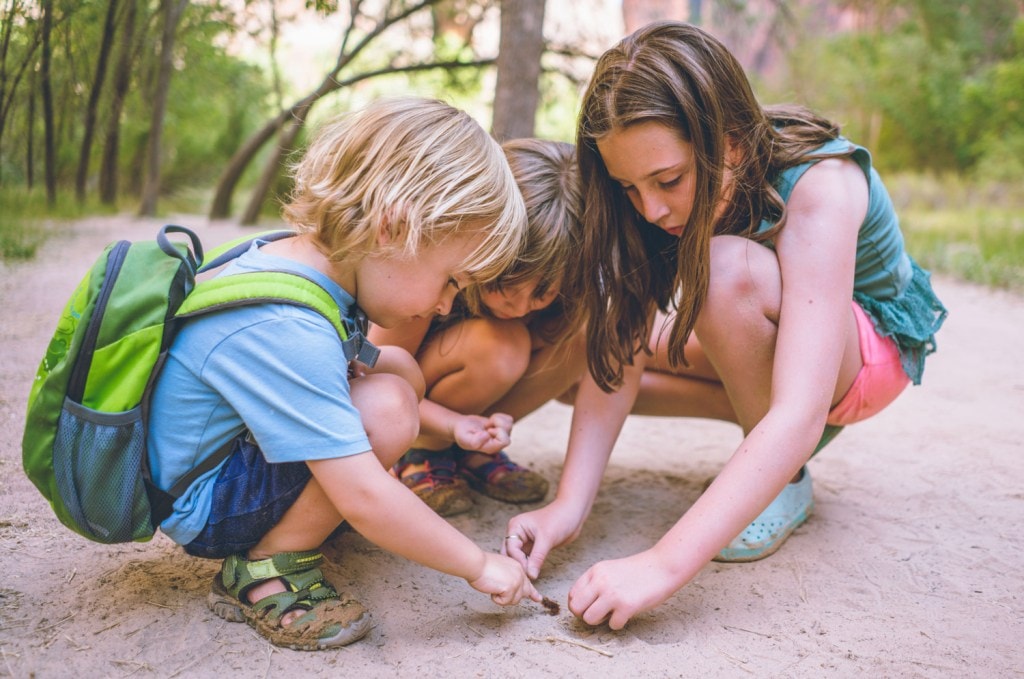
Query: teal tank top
757,137,947,384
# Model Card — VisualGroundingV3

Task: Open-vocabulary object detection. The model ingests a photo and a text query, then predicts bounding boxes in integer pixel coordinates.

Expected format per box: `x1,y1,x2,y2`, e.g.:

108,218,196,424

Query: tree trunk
40,0,56,205
99,0,137,205
75,0,119,203
25,65,34,188
139,0,188,217
207,110,290,219
491,0,545,142
209,0,461,221
239,117,304,225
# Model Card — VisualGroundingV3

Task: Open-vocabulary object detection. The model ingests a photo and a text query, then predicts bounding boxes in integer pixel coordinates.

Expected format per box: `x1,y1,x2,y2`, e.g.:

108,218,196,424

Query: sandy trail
0,215,1020,678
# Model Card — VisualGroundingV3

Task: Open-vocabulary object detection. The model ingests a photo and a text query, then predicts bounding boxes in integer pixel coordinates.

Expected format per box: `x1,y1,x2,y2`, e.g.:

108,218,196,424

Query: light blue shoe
714,467,814,563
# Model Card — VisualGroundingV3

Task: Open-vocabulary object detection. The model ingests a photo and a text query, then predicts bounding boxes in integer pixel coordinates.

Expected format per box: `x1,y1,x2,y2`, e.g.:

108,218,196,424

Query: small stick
527,635,613,657
722,624,772,639
62,633,90,651
2,645,17,679
35,613,75,633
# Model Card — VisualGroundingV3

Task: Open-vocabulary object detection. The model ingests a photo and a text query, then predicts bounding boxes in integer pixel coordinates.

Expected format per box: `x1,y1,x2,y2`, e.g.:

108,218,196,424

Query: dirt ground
1,215,1021,678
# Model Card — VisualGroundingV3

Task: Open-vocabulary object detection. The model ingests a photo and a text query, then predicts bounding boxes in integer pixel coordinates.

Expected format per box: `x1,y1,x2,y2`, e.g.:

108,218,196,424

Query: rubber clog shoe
714,467,814,563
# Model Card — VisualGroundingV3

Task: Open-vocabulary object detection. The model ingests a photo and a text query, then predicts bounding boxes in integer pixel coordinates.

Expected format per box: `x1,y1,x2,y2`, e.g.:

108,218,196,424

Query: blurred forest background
1,0,1022,290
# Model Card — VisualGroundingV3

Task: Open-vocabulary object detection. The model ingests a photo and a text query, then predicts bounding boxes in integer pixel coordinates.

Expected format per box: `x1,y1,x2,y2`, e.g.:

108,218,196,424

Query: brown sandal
393,448,473,517
453,447,549,504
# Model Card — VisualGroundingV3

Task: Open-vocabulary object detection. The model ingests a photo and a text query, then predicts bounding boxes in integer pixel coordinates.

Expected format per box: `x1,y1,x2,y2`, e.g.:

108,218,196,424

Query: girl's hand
452,413,513,455
467,552,542,606
502,500,586,579
567,549,681,630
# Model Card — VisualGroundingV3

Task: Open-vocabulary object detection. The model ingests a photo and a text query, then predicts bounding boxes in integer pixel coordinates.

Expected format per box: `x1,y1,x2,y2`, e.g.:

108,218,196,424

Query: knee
698,236,781,334
461,318,532,385
373,345,426,400
351,373,419,465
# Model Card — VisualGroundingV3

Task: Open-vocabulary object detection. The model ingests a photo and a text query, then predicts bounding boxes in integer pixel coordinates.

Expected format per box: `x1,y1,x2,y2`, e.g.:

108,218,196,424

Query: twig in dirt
111,659,152,670
713,645,754,674
263,646,278,679
144,600,177,610
66,568,76,584
527,635,613,657
2,645,18,678
35,613,75,633
124,619,157,638
464,623,484,638
166,650,215,678
62,633,90,651
93,620,121,635
722,624,773,639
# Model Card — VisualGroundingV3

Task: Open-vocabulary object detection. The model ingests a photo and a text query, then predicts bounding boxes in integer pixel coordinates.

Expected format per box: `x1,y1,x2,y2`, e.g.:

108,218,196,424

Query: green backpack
22,224,379,544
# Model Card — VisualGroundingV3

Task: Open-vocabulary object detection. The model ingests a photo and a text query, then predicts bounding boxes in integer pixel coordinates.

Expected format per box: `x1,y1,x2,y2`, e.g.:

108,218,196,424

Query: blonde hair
462,138,584,345
284,97,527,284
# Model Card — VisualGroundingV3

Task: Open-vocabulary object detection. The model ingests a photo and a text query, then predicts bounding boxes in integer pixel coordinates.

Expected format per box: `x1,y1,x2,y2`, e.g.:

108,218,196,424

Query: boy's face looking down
353,232,482,328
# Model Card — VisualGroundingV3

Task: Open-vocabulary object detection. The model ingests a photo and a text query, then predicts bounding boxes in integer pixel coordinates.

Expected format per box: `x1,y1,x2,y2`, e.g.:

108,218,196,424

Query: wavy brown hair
576,21,845,391
461,138,585,346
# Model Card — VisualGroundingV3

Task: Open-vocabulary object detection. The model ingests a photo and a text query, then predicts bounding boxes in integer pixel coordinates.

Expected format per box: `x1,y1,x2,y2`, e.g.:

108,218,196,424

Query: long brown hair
577,21,842,391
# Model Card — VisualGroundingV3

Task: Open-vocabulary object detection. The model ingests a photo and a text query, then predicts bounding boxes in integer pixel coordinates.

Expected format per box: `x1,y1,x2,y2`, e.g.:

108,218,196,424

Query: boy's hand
452,413,513,455
467,552,542,606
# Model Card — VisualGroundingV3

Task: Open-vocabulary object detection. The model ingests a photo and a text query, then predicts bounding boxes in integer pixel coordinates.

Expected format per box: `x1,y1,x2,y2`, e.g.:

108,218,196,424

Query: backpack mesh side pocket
53,399,154,543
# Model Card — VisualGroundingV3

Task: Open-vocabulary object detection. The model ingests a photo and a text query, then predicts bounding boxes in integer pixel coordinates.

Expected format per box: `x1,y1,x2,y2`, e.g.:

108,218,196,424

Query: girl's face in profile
480,277,560,320
597,121,737,237
597,121,698,238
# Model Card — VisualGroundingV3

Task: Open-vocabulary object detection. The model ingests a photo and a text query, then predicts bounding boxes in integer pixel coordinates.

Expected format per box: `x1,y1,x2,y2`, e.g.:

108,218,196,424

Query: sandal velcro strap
395,448,459,485
221,550,327,598
209,550,371,650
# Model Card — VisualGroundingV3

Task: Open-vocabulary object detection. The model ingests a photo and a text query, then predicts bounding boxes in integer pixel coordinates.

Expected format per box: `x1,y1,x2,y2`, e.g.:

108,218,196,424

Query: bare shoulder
788,156,868,218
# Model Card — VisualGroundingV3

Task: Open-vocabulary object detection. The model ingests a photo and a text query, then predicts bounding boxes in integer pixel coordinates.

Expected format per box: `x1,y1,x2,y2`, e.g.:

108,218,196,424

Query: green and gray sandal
207,549,371,650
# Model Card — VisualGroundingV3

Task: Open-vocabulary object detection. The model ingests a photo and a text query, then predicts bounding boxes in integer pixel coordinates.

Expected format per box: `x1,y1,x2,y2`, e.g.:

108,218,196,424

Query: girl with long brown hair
502,21,947,629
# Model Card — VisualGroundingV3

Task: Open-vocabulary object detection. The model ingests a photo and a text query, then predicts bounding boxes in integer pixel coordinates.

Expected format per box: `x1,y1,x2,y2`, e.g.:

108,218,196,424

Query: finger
607,607,631,631
524,578,542,603
502,531,527,562
569,583,612,627
523,534,551,580
490,412,514,429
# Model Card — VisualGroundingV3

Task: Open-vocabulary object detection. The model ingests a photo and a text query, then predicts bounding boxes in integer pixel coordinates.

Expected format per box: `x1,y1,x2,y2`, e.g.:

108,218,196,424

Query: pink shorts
826,302,910,427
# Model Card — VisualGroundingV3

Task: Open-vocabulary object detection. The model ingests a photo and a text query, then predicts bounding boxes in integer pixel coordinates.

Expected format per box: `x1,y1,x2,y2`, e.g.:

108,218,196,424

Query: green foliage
774,1,1022,178
0,0,273,207
960,19,1024,182
889,174,1024,292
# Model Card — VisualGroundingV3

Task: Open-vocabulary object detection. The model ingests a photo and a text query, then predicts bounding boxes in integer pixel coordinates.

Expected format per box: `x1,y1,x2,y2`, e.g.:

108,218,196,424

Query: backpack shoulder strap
176,270,380,366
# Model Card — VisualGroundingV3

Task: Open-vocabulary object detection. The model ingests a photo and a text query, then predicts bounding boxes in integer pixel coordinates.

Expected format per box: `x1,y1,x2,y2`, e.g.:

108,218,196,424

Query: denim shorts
184,435,311,560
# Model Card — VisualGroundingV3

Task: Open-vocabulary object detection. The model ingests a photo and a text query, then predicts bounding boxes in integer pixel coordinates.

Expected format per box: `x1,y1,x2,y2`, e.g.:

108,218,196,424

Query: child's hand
452,413,513,455
567,549,681,630
502,500,586,580
467,552,542,606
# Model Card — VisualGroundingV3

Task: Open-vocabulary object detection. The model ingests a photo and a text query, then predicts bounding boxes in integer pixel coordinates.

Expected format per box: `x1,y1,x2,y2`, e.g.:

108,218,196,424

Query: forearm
556,359,645,516
417,398,460,442
651,410,818,585
309,456,486,581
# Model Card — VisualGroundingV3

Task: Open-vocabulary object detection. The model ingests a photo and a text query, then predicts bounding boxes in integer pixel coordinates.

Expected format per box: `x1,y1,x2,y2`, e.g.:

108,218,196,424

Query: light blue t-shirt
148,242,372,544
